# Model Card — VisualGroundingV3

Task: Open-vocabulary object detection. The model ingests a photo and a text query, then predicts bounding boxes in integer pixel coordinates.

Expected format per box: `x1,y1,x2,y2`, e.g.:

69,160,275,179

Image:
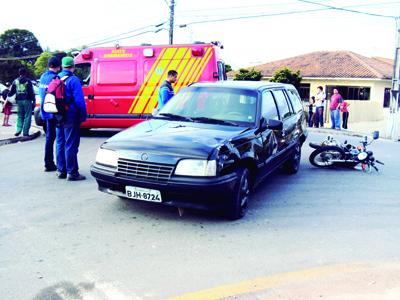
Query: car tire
34,107,44,127
79,128,91,135
283,142,301,174
226,168,250,220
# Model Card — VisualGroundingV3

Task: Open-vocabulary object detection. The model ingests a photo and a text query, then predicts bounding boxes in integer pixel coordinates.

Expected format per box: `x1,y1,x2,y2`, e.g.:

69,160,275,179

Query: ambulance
61,42,226,129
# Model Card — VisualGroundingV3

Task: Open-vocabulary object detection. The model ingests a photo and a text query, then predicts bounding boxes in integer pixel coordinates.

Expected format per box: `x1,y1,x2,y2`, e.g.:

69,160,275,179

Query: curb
308,127,376,138
0,130,41,147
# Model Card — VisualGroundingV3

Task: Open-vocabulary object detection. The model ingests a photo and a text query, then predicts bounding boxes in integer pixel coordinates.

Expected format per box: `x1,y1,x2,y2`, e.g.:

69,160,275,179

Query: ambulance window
75,63,91,86
97,61,137,85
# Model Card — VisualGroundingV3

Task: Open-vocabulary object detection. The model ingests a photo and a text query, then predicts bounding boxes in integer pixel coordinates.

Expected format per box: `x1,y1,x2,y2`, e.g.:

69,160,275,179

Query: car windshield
158,86,258,126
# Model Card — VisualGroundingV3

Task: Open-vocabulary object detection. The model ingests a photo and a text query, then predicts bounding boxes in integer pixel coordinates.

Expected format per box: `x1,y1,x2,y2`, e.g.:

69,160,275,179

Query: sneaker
57,172,67,179
67,174,86,181
14,132,21,136
44,165,57,172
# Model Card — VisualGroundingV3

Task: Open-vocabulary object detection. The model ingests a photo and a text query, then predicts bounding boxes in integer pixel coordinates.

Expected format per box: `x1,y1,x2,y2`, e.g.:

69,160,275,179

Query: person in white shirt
315,86,326,128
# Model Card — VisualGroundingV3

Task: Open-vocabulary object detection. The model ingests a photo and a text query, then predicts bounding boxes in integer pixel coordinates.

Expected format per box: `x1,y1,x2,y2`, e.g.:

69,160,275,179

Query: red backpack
43,75,71,117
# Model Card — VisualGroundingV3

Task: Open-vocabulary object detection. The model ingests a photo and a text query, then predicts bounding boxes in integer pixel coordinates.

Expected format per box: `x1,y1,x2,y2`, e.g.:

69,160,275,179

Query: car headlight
96,148,118,167
175,159,216,177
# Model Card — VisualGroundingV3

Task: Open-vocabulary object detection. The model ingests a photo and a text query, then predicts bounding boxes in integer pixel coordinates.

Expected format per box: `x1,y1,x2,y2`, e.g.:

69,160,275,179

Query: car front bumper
90,163,238,211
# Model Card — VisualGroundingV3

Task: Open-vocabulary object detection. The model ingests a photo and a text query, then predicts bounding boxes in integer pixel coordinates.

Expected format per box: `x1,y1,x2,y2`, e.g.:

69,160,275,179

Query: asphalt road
0,130,399,300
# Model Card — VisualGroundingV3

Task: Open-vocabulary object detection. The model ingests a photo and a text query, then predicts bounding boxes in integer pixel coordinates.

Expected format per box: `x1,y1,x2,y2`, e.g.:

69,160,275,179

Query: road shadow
114,196,229,224
80,128,121,138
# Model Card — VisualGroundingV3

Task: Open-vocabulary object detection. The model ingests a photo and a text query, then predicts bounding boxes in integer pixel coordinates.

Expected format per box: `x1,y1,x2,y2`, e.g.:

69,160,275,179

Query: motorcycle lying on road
309,131,384,173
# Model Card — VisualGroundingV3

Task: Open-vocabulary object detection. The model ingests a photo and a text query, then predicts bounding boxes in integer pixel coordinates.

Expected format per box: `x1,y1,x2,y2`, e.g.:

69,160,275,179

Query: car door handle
88,94,94,100
110,99,119,107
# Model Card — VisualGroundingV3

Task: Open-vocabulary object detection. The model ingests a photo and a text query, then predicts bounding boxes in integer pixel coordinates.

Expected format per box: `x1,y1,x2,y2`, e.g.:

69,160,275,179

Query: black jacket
8,76,35,102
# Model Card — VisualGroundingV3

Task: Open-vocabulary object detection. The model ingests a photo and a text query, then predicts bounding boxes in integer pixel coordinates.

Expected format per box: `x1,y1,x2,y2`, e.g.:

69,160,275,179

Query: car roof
189,81,295,91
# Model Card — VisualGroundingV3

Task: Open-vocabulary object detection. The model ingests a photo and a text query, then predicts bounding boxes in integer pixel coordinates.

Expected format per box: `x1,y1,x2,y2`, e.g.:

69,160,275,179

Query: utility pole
388,17,400,141
169,0,175,45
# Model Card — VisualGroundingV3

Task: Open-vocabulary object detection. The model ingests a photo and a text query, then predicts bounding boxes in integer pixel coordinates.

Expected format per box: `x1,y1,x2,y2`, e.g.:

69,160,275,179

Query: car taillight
192,47,204,56
81,50,93,59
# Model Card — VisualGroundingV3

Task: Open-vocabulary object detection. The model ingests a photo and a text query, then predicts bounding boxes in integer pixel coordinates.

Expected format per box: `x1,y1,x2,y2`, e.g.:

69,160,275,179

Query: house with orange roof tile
250,51,393,124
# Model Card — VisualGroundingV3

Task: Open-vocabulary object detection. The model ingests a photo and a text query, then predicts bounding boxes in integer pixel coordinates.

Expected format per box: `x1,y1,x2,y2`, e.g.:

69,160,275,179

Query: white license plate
125,186,162,202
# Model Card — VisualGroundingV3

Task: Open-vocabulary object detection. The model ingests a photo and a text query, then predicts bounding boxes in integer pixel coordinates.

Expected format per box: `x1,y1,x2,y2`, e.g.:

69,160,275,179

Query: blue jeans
44,118,56,168
56,124,81,175
330,109,341,129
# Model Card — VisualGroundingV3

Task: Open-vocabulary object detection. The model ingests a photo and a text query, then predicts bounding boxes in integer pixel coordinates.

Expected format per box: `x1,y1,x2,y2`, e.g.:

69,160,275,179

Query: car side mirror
257,118,283,133
266,119,283,130
372,131,379,140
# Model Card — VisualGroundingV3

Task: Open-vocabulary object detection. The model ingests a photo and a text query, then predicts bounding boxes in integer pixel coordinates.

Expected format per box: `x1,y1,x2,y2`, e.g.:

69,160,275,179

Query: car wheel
284,142,301,174
226,168,250,220
34,107,44,127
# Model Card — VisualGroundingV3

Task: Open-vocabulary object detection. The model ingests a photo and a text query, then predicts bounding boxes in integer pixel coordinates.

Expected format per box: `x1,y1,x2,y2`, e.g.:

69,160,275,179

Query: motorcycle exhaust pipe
330,159,358,163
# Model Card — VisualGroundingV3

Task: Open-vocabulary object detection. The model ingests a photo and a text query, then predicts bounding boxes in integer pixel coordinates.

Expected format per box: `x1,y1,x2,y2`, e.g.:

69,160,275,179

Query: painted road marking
169,263,370,300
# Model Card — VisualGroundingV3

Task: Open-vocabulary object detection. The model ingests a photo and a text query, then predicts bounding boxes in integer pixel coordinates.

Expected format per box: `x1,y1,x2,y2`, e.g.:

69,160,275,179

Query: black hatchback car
91,81,307,219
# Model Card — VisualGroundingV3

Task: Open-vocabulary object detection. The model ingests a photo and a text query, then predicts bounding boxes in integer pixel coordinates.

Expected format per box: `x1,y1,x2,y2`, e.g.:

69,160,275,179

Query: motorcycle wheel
309,146,345,168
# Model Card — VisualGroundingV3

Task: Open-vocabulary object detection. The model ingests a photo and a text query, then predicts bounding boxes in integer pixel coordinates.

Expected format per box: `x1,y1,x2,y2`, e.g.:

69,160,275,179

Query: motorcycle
309,131,384,172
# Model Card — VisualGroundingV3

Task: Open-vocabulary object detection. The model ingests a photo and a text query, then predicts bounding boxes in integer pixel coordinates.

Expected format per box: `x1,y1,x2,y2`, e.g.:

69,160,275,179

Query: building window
298,83,310,102
326,85,371,101
383,88,391,108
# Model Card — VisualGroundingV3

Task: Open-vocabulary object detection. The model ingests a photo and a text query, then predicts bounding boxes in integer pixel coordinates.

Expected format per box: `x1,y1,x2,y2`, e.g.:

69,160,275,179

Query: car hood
104,119,250,158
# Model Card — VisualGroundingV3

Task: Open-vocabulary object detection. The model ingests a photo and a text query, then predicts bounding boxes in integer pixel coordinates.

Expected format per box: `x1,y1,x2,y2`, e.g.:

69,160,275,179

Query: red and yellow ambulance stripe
128,46,214,115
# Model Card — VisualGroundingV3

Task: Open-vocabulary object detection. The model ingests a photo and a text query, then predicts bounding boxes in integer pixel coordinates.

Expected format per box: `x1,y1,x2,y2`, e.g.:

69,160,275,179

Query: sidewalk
308,119,395,140
0,114,41,146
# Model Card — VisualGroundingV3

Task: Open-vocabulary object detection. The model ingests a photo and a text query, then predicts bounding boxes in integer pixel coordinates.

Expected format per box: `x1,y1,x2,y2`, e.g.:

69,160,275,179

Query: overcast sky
0,0,398,68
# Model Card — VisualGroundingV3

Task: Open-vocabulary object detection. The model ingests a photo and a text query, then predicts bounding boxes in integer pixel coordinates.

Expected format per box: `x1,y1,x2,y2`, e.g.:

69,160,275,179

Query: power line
177,1,398,15
178,7,332,26
177,1,397,27
85,22,166,47
297,0,397,19
85,28,166,48
0,54,40,61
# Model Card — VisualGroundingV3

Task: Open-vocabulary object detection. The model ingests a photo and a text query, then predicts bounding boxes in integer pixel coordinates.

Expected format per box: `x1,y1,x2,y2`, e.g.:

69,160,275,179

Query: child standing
341,100,350,129
1,87,11,126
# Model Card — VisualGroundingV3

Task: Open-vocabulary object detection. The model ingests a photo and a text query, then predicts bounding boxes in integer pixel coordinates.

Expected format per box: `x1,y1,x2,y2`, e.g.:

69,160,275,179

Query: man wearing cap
55,56,87,181
39,56,62,172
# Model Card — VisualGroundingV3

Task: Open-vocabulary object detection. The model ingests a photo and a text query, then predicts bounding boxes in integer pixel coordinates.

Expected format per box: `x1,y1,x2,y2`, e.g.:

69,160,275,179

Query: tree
0,60,24,84
0,29,43,82
34,52,52,77
234,68,262,81
225,64,232,73
270,67,302,90
0,29,43,60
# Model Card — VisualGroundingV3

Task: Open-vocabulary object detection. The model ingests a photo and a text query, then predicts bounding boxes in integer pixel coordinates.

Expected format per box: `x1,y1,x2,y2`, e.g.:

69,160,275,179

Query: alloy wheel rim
240,174,250,212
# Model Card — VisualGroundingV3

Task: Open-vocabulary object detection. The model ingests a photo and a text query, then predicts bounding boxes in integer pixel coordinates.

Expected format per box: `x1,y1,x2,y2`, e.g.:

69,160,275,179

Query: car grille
117,158,175,182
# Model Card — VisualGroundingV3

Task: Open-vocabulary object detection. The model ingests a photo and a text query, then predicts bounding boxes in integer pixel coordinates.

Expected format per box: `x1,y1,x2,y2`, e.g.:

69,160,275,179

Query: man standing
158,70,178,110
39,56,61,172
56,56,87,181
315,86,326,128
330,88,343,130
7,68,36,136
